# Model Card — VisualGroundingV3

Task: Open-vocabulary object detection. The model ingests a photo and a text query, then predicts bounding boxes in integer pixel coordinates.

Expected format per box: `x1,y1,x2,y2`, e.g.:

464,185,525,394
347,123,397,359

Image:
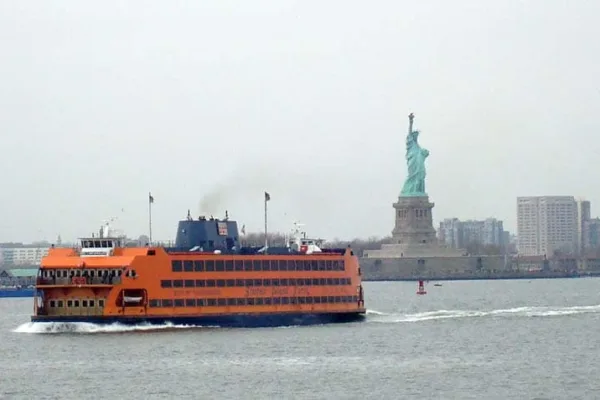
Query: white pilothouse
287,222,324,254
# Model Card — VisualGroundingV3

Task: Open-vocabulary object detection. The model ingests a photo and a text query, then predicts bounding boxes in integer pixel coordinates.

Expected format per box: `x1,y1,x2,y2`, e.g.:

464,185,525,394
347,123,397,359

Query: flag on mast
264,192,270,202
149,192,154,203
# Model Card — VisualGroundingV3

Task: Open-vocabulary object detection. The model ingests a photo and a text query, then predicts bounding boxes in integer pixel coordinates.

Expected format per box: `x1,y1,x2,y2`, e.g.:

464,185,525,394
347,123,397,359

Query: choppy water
2,279,600,399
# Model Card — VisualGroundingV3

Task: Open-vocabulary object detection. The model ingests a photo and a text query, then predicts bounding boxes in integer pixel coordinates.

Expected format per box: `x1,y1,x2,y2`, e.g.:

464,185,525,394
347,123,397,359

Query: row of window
48,299,106,308
161,277,352,289
41,269,123,278
149,295,359,308
171,259,345,273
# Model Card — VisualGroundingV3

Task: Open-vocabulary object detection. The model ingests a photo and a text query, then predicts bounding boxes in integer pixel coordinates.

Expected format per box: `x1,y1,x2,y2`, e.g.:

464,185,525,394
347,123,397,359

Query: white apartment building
517,196,578,256
0,247,50,266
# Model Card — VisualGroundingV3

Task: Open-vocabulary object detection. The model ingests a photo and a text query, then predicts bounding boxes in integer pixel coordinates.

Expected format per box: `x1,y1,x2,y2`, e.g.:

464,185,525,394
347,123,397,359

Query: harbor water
1,279,600,399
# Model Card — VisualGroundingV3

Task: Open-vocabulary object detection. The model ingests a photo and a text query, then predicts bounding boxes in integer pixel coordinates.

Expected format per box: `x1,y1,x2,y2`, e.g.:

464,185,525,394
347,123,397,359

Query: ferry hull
30,310,367,328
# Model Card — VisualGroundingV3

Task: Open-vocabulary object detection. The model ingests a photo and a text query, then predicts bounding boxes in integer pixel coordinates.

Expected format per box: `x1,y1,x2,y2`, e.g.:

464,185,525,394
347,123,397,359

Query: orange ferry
31,212,366,327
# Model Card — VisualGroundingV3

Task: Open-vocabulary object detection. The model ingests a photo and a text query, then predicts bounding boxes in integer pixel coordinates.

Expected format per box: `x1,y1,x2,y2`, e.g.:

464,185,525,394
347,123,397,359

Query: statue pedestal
392,196,437,245
364,195,464,258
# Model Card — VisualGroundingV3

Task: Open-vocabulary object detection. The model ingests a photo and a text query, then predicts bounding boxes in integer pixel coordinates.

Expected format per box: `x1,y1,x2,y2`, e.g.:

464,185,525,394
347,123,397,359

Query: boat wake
367,304,600,323
12,321,217,334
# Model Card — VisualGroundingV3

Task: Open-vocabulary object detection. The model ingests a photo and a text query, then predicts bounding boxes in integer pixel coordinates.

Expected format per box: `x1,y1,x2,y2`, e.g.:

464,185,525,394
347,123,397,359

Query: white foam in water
367,304,600,323
12,321,215,334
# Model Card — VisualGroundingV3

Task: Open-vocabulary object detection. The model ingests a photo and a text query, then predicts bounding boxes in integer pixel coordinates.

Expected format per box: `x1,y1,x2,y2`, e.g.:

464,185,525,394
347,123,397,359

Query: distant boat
434,283,442,287
0,286,35,298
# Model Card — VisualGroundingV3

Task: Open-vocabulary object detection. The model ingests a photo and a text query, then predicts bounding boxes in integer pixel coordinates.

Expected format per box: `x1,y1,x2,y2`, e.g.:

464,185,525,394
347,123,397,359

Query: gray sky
1,0,599,243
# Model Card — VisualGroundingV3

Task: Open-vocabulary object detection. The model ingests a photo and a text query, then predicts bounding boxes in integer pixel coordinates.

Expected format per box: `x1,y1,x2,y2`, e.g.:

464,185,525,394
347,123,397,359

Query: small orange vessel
31,212,366,328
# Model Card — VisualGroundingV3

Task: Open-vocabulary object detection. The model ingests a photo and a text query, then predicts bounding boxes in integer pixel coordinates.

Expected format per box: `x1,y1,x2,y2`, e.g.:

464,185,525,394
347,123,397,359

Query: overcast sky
1,1,599,243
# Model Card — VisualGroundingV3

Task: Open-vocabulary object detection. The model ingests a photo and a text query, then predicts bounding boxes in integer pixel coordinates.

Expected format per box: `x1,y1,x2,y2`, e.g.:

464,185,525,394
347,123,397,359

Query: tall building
517,196,578,256
577,199,591,255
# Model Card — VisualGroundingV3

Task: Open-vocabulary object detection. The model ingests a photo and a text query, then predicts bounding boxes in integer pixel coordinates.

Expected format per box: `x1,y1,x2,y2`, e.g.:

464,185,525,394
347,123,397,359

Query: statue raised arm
400,113,429,197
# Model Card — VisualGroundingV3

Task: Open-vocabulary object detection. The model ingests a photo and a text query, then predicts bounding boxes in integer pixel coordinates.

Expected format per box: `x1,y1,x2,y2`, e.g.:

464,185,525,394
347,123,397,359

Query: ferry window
327,296,334,303
289,278,296,286
163,299,173,307
299,297,306,304
67,300,73,307
303,278,311,286
161,280,172,288
185,299,196,307
206,280,216,287
318,260,326,271
314,296,321,304
183,261,194,272
207,299,216,306
173,280,183,288
286,261,295,271
197,299,205,306
335,296,341,303
216,279,225,287
326,278,333,285
274,297,282,305
74,300,80,307
208,240,214,248
217,299,226,306
311,261,318,271
196,280,205,287
246,279,254,287
243,260,252,271
326,260,333,270
99,299,105,307
253,260,261,271
319,278,326,286
50,300,56,307
89,300,95,307
247,298,255,305
263,279,271,286
256,298,264,306
58,300,64,307
235,279,244,287
205,260,215,271
289,297,297,305
227,298,236,306
237,298,246,306
215,261,224,271
272,279,280,286
297,279,304,286
340,261,346,271
279,260,287,271
172,260,183,272
149,299,160,307
234,260,244,271
262,260,270,271
194,260,204,272
184,280,195,288
225,260,234,271
253,279,261,286
226,279,235,287
264,298,272,305
304,261,312,271
280,279,288,286
147,249,156,256
333,278,340,285
82,300,88,307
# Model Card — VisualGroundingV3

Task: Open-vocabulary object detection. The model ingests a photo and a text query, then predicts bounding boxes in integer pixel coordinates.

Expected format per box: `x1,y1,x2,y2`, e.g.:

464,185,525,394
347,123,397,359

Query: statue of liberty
400,113,429,196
